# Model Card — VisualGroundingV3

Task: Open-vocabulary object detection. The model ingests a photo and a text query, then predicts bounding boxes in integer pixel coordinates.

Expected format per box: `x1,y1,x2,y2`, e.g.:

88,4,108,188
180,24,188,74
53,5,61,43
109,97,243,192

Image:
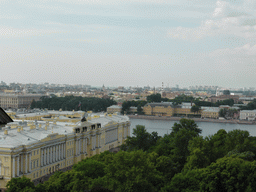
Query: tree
169,119,202,171
191,105,201,114
137,105,143,115
147,94,161,103
6,177,35,192
171,118,201,135
103,151,164,192
123,125,160,152
200,157,253,192
73,158,106,179
219,108,227,117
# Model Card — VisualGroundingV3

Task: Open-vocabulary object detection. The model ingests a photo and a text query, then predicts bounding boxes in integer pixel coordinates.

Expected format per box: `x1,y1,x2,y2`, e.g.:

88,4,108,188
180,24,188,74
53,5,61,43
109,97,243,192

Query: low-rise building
107,105,122,114
143,102,196,116
0,94,43,109
240,110,256,121
201,107,220,119
0,112,130,190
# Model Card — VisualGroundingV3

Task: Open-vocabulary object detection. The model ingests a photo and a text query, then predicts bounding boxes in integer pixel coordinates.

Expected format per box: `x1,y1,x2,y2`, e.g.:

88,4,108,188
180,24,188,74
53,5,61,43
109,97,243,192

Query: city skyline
1,0,256,88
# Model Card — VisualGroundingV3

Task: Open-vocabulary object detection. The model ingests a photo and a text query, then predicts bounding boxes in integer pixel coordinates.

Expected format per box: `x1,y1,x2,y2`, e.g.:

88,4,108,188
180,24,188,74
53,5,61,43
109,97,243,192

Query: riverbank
128,115,256,125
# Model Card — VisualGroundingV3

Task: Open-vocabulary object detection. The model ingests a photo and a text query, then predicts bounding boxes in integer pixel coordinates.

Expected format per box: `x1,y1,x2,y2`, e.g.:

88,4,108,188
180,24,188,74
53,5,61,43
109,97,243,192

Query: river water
130,119,256,137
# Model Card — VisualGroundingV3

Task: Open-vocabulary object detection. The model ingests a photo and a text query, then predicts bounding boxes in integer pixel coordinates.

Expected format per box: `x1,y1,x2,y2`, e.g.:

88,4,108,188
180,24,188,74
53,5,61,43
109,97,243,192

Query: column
60,144,62,160
41,150,43,167
21,154,23,174
79,139,81,155
55,145,57,162
56,145,59,161
25,154,28,174
44,148,46,166
75,141,77,156
64,144,66,158
62,144,64,159
47,148,49,164
58,144,60,160
29,153,31,172
99,134,100,148
85,138,87,154
53,146,56,162
12,156,15,177
50,147,52,164
17,156,19,176
82,138,85,153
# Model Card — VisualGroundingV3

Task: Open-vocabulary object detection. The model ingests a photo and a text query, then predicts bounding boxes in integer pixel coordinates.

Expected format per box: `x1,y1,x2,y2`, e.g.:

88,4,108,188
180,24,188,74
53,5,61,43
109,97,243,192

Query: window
33,173,35,178
37,172,38,177
37,150,39,155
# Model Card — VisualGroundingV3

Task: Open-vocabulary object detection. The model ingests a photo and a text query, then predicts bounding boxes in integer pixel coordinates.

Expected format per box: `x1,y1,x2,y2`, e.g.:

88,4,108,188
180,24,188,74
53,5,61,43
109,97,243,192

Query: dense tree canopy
31,95,116,112
121,100,147,114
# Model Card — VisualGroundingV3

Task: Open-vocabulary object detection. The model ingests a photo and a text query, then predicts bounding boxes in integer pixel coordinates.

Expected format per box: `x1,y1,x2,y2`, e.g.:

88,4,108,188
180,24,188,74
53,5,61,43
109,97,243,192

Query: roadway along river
130,119,256,137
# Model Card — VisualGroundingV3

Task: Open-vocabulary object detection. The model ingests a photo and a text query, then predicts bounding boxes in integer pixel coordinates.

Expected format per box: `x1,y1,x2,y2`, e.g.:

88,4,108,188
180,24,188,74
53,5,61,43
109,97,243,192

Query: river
130,119,256,137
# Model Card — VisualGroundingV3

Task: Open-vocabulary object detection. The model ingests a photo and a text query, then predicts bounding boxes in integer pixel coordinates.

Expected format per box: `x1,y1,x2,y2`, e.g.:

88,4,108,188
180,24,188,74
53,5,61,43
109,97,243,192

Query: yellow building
0,94,43,109
143,102,196,116
0,114,130,190
201,107,219,119
107,105,122,114
143,102,174,116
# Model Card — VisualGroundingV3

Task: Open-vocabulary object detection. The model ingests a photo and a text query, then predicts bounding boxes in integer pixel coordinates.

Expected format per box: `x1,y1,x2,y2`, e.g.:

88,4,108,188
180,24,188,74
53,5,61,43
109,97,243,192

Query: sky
1,0,256,88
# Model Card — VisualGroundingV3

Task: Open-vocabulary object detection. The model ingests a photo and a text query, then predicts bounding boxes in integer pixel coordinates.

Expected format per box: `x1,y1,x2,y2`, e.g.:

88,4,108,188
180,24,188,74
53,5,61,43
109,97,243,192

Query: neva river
130,119,256,137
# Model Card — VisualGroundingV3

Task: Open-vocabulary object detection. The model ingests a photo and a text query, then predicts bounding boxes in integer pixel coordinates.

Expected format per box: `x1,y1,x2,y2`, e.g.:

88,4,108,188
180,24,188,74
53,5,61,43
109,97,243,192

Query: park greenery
6,118,256,192
31,95,116,112
121,100,147,114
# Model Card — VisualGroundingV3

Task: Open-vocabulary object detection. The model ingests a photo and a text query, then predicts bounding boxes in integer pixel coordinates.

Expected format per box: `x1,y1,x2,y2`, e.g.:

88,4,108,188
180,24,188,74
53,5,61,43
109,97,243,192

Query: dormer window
75,128,80,133
82,127,87,132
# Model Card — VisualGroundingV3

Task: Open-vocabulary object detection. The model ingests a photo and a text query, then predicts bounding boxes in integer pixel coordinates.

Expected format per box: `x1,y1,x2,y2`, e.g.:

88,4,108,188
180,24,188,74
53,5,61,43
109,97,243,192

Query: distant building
107,105,122,114
240,110,256,121
239,97,255,105
0,94,43,109
209,95,240,104
201,107,219,119
143,102,195,116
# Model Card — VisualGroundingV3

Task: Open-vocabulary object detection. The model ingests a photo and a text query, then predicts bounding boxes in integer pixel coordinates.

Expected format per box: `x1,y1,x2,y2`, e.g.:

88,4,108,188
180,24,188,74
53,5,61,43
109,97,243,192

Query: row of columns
11,136,96,178
75,137,88,155
41,143,66,167
12,153,32,177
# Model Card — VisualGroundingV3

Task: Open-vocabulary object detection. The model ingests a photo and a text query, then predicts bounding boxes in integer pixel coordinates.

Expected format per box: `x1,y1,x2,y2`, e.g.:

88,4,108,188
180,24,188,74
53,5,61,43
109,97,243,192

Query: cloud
0,26,63,39
168,0,256,41
210,43,256,56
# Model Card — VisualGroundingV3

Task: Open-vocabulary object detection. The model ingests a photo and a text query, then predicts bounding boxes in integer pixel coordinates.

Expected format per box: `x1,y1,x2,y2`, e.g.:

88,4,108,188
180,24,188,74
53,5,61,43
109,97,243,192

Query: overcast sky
1,0,256,88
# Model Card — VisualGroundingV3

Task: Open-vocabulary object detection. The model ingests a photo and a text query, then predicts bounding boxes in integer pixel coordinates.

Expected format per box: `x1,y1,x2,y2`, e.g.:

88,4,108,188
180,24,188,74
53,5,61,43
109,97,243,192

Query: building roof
107,105,122,109
0,114,129,148
240,110,256,113
145,102,173,108
202,107,220,112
